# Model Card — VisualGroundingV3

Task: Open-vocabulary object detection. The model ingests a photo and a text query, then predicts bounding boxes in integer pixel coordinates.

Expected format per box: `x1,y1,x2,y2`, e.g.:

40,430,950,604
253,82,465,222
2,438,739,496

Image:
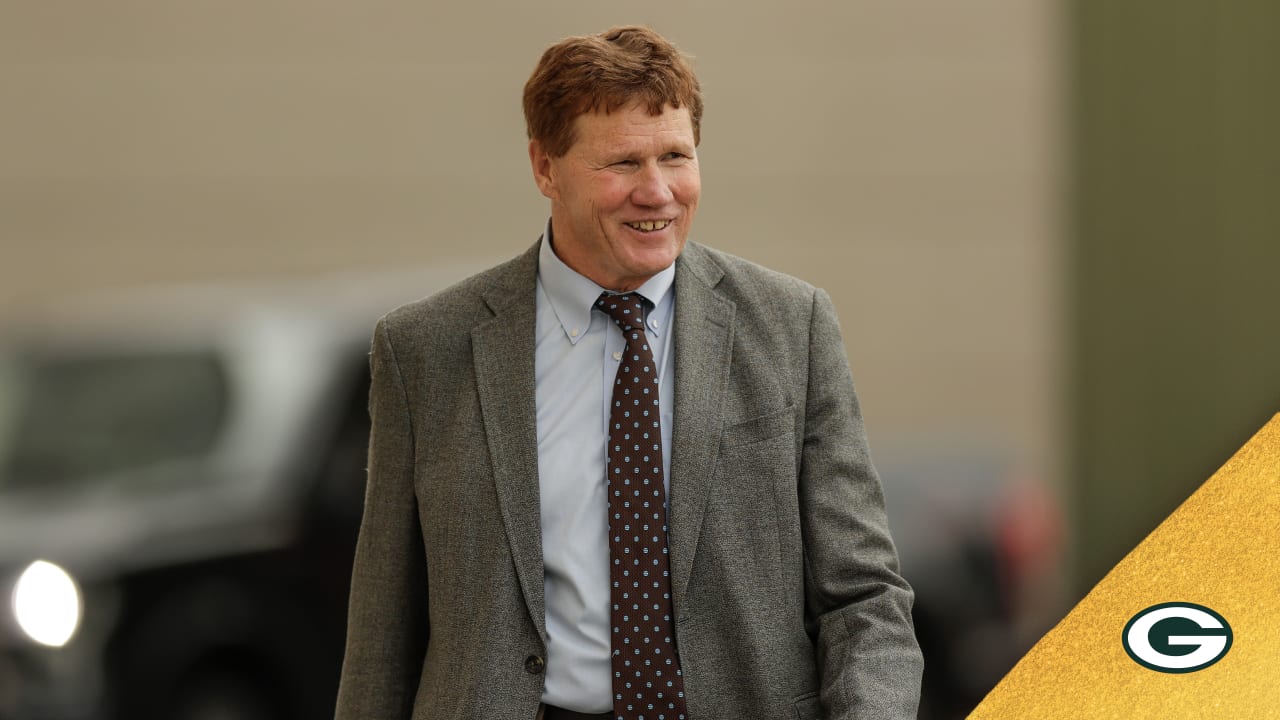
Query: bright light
12,560,82,647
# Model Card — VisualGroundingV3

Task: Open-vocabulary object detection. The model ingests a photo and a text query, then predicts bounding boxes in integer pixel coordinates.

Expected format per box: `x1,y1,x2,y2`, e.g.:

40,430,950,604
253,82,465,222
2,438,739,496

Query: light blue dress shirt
534,221,676,712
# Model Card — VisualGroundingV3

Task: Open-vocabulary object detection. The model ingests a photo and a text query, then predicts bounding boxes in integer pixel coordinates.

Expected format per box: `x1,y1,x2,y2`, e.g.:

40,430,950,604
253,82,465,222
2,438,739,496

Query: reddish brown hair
523,26,703,157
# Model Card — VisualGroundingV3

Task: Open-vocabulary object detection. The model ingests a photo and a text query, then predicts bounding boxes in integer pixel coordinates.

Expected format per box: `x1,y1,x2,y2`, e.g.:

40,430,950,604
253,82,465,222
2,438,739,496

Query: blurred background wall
0,0,1065,486
4,0,1275,717
0,2,1066,455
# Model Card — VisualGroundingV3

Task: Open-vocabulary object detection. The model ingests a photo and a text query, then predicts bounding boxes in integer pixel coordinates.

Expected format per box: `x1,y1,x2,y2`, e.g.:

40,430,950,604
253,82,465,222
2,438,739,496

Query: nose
630,162,675,207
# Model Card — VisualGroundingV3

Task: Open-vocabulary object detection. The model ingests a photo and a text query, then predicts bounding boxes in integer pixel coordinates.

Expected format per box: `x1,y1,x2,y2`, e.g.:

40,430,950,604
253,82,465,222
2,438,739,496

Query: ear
529,139,558,201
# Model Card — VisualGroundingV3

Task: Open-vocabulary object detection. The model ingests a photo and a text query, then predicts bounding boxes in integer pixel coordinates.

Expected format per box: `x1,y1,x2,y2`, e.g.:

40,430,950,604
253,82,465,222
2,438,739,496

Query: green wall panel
1073,0,1280,588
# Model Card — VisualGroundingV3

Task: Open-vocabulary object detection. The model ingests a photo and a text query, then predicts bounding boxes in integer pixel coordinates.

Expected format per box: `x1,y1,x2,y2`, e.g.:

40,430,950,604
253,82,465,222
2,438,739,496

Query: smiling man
529,100,700,293
336,26,922,720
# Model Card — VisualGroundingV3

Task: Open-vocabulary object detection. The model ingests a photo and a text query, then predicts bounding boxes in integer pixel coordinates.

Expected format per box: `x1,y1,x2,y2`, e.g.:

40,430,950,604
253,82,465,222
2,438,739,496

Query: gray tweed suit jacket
335,240,923,720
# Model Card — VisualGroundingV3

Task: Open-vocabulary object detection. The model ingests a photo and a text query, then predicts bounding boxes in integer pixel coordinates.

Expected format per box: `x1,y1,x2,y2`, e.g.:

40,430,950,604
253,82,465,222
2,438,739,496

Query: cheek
595,181,634,213
681,184,701,205
674,173,701,207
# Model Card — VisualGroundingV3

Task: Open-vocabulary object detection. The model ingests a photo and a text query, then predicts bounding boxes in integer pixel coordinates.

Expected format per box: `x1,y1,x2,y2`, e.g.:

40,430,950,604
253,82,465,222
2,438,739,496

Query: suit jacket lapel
669,243,735,612
471,242,548,641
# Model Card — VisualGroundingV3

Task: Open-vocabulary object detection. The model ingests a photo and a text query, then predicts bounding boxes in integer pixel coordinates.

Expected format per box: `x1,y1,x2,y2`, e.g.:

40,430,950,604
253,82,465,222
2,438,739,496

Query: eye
611,159,639,168
663,152,690,162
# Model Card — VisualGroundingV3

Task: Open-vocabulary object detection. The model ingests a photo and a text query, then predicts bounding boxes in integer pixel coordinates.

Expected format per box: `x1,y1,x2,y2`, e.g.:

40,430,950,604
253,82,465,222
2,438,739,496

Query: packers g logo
1122,602,1232,673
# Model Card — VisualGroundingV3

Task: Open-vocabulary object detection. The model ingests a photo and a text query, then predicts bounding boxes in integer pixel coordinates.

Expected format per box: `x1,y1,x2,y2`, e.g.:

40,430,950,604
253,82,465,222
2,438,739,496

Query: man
336,26,922,720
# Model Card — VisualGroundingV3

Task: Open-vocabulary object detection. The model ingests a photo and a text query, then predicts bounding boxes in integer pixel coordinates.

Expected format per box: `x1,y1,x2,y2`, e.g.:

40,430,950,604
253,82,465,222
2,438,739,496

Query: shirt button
570,328,580,338
524,654,546,674
612,351,623,361
649,318,659,329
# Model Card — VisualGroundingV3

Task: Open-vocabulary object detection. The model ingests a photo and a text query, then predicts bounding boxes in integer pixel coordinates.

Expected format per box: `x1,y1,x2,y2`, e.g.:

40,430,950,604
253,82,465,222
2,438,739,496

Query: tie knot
595,292,650,332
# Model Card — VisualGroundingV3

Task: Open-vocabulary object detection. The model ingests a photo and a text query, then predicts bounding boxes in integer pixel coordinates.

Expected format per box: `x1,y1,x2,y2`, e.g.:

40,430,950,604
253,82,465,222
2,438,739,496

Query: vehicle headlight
11,560,82,647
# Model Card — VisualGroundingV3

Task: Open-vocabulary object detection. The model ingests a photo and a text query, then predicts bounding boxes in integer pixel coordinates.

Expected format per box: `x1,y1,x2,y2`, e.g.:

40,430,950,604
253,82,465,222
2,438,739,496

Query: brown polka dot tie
595,292,689,720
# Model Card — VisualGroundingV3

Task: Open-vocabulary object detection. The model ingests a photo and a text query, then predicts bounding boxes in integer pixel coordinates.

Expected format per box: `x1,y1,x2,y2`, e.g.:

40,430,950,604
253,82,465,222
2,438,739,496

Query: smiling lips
625,219,673,232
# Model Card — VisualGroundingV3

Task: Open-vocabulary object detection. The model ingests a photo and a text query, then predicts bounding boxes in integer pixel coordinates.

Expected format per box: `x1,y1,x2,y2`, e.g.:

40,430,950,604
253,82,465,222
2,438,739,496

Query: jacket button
524,654,546,674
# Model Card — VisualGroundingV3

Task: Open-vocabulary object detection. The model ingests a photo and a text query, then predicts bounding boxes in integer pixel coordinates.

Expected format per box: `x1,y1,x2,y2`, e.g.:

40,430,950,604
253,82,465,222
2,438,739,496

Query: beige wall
1,1,1063,503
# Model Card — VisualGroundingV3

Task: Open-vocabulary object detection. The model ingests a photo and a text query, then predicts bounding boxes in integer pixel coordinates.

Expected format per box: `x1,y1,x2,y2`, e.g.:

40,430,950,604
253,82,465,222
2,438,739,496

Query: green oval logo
1122,602,1232,673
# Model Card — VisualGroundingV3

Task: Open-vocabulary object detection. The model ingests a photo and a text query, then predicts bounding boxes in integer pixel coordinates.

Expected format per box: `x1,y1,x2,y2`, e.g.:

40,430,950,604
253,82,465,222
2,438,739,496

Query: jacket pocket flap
721,404,795,447
792,690,822,719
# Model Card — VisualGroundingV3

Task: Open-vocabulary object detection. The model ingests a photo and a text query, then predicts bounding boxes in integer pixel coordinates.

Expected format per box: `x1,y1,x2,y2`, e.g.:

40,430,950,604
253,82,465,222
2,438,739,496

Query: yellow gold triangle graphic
968,414,1280,718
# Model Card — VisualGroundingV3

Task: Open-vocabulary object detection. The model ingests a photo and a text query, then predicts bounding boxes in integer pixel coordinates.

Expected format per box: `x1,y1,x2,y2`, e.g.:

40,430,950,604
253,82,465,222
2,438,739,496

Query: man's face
530,103,700,292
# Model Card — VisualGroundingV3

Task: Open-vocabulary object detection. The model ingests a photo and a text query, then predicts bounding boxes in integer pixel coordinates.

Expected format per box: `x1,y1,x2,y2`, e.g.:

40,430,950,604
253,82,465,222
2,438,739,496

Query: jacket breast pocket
720,404,795,448
716,404,798,501
792,690,823,719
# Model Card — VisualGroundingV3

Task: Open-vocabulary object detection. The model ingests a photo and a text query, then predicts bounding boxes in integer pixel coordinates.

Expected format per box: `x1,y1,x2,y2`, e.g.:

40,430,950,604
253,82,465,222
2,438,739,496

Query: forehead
569,104,695,155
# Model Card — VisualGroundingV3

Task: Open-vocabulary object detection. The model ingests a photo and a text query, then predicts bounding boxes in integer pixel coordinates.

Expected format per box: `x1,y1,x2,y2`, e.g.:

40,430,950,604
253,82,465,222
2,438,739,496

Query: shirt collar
537,218,676,344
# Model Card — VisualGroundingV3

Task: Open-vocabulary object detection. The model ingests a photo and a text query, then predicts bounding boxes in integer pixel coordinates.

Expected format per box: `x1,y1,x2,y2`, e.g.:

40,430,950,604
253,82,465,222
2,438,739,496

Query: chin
625,249,681,276
632,233,685,260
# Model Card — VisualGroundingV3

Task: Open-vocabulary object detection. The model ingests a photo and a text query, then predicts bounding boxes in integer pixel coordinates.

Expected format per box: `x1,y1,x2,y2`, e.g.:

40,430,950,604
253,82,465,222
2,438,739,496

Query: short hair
523,26,703,158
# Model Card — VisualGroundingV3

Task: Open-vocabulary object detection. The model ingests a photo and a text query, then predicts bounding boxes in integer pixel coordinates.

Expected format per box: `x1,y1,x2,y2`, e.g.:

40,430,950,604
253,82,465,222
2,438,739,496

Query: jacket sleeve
801,288,923,719
335,316,429,719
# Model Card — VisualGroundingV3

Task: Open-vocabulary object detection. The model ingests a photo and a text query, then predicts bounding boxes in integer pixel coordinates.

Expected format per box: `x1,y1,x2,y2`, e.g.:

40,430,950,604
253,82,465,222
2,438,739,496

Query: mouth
624,219,673,233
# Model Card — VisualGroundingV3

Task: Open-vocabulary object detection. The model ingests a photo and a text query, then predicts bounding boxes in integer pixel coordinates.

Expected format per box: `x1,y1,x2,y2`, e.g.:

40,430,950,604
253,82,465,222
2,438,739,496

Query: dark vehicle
0,266,482,720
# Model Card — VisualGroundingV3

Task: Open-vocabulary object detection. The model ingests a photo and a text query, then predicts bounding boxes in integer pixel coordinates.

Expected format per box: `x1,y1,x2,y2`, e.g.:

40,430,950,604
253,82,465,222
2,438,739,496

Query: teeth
628,220,671,232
